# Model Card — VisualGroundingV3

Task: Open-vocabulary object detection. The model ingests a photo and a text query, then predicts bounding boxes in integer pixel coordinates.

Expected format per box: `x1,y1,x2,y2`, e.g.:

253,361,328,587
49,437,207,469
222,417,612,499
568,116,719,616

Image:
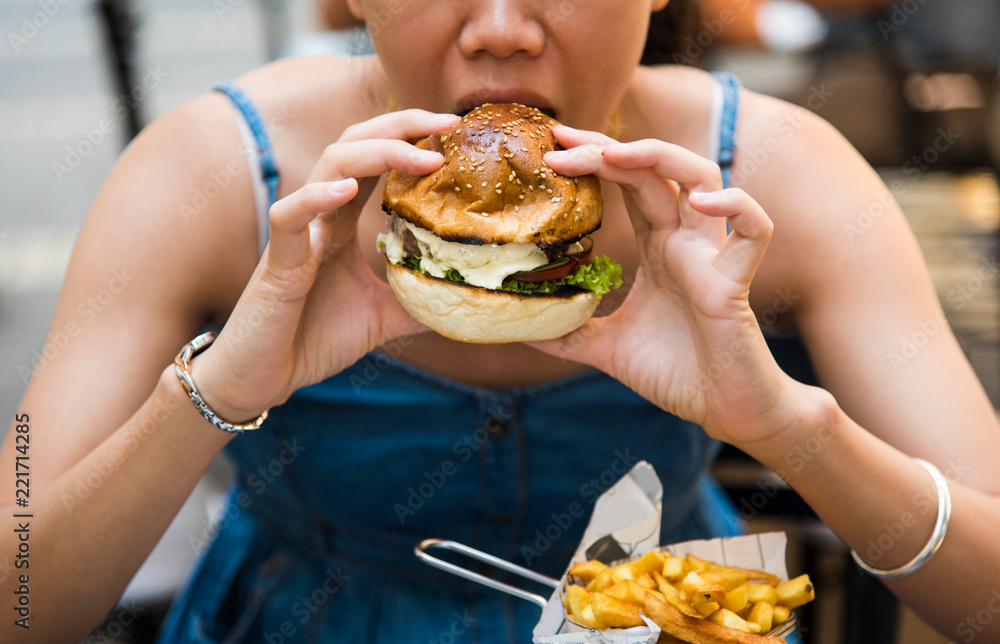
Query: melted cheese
377,213,549,290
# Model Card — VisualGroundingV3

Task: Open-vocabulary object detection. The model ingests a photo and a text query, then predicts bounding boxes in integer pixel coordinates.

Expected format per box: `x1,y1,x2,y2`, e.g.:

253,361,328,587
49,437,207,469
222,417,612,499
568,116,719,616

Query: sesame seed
576,207,582,212
514,205,519,212
466,183,472,188
495,182,502,188
481,182,487,187
519,194,525,199
455,187,461,192
496,189,502,194
459,166,465,171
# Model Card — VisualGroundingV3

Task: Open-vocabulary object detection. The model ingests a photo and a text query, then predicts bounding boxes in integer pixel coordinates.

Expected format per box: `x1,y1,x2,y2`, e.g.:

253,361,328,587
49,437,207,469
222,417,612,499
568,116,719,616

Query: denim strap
710,71,741,190
214,80,280,247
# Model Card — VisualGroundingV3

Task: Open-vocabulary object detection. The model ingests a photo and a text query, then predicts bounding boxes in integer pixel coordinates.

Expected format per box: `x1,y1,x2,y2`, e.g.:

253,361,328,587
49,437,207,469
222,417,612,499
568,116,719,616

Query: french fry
586,568,614,593
775,574,814,609
745,583,778,605
682,572,727,605
685,553,712,573
591,592,645,628
662,556,687,582
636,572,657,589
653,570,703,619
720,583,748,613
747,602,774,633
633,550,667,575
708,608,753,633
569,559,610,583
700,567,750,592
772,605,790,625
695,601,720,617
578,603,607,630
605,580,651,605
642,591,788,644
611,563,637,584
566,585,591,622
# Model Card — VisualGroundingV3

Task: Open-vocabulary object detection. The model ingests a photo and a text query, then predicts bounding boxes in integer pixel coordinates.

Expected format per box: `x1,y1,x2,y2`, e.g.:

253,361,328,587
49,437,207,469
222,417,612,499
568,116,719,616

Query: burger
378,103,622,344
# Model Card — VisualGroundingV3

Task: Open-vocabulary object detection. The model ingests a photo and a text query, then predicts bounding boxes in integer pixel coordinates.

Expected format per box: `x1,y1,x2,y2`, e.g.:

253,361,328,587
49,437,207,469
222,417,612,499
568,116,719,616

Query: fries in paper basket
565,550,814,643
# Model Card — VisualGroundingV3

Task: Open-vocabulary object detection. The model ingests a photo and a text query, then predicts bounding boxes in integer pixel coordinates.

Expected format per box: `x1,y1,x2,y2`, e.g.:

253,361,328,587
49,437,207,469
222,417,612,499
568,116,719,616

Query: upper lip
453,88,556,117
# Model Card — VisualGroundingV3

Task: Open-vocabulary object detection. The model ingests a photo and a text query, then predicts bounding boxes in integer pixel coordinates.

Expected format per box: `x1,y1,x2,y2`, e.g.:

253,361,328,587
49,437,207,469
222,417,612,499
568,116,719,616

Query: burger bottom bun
385,260,599,344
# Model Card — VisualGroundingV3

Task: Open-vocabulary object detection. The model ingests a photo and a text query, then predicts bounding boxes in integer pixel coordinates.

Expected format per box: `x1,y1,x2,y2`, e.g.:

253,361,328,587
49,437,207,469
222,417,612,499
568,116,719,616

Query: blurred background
0,0,997,642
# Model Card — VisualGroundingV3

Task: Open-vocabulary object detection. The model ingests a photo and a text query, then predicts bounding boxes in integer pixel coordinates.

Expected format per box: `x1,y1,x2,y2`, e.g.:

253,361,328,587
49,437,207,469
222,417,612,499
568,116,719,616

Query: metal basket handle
414,539,559,608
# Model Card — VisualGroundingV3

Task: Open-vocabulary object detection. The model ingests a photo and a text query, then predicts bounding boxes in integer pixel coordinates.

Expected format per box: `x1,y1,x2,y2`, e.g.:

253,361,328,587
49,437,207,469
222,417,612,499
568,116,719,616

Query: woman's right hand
191,109,461,422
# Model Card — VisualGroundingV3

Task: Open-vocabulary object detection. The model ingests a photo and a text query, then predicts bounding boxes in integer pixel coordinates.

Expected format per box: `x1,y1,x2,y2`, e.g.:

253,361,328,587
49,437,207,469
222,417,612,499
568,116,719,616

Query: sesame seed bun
385,259,599,344
382,103,602,247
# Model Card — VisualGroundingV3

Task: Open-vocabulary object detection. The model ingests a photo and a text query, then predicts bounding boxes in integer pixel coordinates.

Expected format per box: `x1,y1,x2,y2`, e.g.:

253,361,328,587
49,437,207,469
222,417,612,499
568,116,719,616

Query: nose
458,0,546,59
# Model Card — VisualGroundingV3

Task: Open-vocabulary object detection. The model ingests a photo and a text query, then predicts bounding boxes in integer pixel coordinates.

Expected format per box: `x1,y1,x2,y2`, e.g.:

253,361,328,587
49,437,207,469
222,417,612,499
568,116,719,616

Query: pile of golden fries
564,551,814,644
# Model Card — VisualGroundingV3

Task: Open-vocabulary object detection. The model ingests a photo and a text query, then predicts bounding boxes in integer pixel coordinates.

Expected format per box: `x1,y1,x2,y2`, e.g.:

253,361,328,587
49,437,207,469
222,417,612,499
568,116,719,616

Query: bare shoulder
626,65,718,157
232,55,386,183
731,89,922,294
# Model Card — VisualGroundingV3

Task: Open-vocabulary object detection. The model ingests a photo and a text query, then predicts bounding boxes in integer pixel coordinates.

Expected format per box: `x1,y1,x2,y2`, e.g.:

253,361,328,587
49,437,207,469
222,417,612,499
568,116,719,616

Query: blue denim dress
156,73,801,644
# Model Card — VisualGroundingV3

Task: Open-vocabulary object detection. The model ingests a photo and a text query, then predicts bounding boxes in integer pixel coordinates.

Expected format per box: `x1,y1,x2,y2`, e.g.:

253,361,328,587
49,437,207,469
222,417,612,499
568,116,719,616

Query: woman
3,1,999,642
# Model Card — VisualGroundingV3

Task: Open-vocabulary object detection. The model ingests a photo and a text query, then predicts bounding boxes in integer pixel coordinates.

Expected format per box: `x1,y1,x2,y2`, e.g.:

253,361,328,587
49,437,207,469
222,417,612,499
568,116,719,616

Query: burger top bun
383,103,602,248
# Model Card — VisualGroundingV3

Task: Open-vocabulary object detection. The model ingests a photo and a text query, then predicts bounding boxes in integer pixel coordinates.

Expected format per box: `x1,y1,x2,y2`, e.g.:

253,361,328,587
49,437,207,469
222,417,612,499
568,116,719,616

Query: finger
337,109,460,144
267,178,358,272
602,140,723,193
602,140,724,234
308,139,446,184
544,144,677,236
689,188,773,283
550,123,619,149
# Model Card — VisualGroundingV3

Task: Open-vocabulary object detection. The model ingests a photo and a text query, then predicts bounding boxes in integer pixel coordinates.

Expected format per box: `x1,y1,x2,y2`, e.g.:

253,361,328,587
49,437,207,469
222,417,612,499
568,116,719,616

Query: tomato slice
509,237,594,283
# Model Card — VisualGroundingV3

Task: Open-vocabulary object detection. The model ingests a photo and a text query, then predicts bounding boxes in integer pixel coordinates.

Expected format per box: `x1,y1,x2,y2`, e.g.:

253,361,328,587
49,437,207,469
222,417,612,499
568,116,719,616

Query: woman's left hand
530,126,807,448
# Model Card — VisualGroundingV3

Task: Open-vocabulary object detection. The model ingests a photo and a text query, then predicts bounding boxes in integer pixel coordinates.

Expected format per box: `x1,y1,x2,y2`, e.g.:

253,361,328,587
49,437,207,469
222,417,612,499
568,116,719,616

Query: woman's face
353,0,666,131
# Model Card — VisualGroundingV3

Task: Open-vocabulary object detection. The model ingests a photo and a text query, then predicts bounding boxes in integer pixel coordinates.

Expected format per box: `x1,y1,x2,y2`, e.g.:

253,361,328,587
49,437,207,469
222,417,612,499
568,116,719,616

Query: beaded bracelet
850,458,951,580
174,332,268,434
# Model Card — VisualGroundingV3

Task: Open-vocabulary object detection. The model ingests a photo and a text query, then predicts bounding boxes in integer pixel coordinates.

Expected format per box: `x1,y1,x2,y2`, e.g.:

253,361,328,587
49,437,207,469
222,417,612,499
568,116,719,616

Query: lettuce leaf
499,256,623,296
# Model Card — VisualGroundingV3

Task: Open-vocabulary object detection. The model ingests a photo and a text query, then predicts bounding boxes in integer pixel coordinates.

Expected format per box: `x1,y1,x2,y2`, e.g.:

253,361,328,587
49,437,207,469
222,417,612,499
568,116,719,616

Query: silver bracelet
850,458,951,580
174,331,268,434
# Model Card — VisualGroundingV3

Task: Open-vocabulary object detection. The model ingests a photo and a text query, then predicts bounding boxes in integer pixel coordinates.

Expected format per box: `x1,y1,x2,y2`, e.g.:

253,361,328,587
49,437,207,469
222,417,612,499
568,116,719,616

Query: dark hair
641,0,702,67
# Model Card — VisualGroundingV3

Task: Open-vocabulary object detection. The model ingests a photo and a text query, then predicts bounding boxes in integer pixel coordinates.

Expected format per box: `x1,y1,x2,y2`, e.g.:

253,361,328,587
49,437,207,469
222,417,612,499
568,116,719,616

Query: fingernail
328,178,353,194
435,112,460,120
690,190,720,204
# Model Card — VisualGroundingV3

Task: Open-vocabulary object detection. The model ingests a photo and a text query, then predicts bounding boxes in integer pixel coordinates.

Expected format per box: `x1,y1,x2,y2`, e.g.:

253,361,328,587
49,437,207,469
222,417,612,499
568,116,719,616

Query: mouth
454,89,557,119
